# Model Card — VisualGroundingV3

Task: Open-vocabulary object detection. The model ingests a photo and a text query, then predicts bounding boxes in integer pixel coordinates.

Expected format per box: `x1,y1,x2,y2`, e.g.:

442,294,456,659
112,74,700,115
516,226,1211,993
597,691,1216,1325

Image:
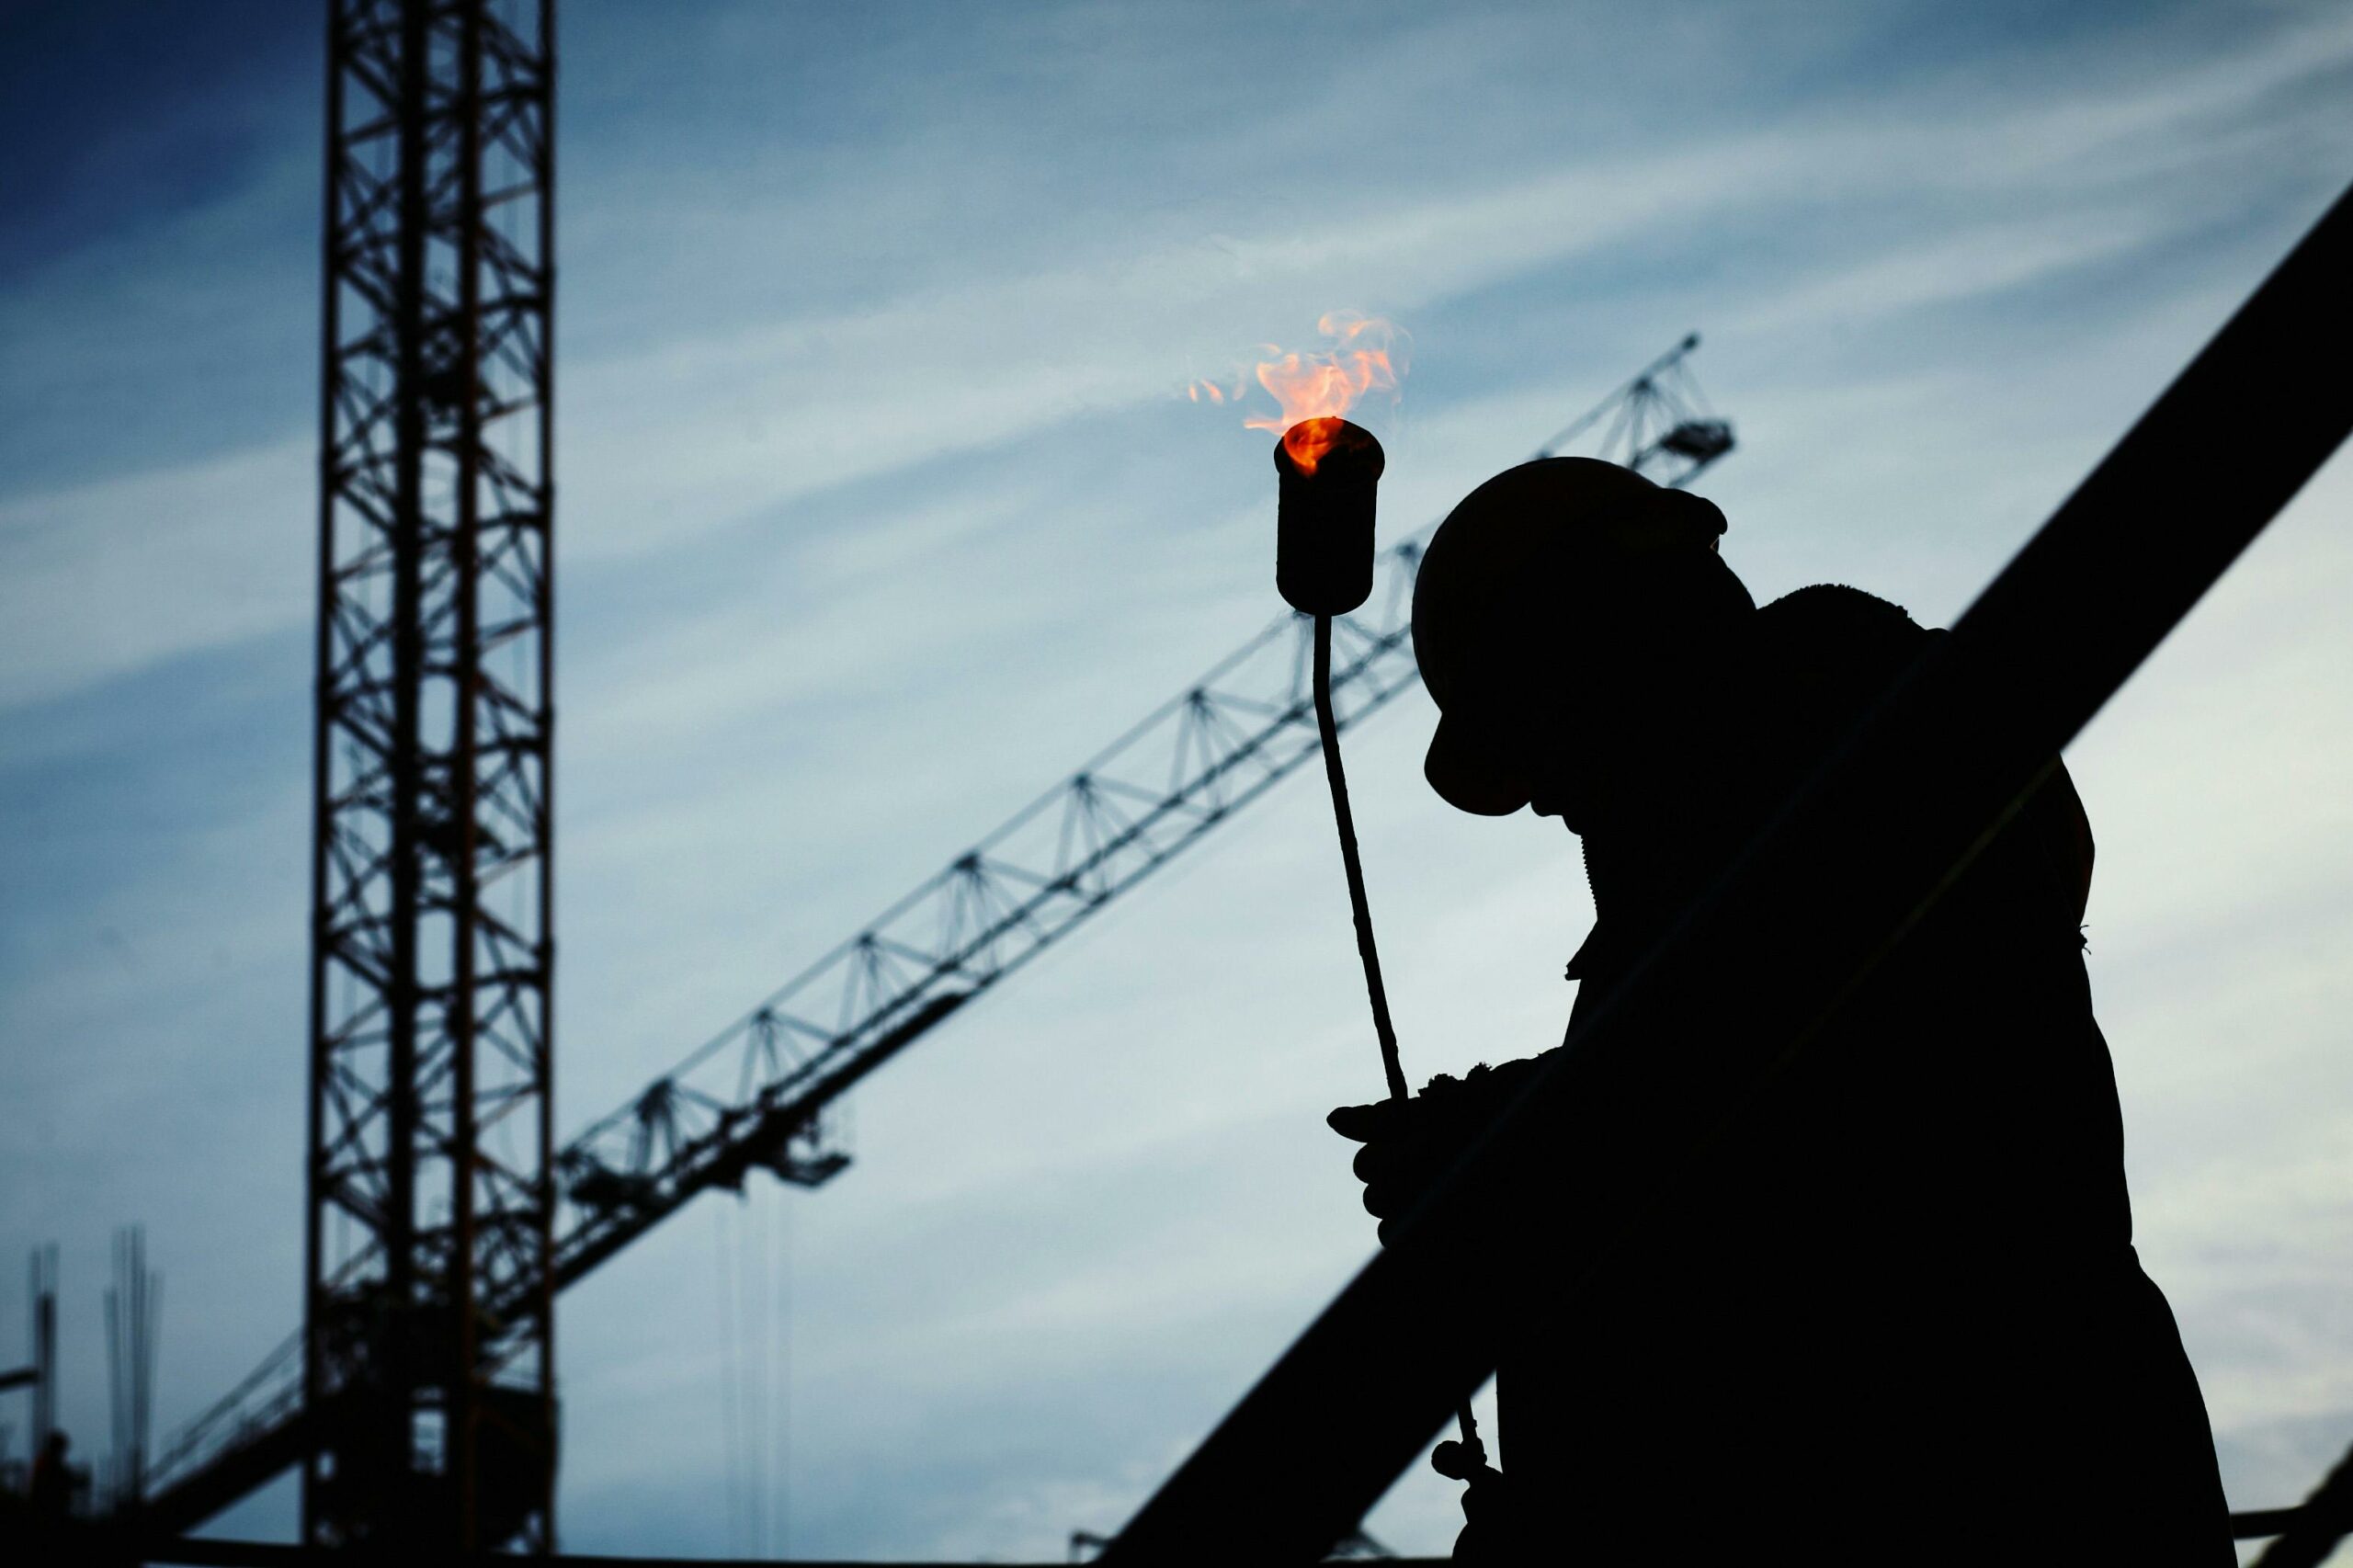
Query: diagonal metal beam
1104,182,2353,1562
2249,1437,2353,1567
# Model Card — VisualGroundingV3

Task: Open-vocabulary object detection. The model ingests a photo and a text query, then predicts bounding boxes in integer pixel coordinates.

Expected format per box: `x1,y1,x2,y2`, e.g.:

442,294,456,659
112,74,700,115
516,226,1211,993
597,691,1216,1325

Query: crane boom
137,337,1735,1530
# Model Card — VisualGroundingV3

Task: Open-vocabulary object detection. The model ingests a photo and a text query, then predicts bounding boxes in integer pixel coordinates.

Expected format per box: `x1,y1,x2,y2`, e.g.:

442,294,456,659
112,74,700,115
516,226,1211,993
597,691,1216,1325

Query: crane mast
139,341,1732,1532
299,0,556,1549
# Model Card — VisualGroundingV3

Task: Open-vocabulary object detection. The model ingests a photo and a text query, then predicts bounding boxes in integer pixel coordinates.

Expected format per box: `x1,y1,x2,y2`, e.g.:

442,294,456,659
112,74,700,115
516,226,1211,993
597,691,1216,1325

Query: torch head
1274,417,1386,617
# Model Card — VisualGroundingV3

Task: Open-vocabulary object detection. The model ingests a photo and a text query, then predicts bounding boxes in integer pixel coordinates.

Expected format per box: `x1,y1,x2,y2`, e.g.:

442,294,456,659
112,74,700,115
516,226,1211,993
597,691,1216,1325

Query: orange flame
1281,415,1370,475
1190,312,1408,474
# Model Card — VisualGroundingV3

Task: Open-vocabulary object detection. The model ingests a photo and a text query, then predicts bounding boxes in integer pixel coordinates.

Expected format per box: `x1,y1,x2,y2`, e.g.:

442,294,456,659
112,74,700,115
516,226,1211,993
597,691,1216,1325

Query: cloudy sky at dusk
4,1,2350,1558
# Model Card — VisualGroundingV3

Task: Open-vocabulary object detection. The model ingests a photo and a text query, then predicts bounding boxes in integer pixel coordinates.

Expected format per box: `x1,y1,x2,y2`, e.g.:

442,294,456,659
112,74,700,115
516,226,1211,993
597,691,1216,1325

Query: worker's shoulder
1753,584,2096,918
1746,583,1934,700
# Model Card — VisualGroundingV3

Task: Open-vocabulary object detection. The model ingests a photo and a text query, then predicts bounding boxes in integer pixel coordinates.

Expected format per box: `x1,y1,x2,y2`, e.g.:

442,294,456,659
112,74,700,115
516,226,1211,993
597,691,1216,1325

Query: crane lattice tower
304,0,556,1548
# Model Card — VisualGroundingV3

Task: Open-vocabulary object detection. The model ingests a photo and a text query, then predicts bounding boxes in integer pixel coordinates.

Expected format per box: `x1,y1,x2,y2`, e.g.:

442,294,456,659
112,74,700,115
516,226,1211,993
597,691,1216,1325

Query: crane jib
136,339,1734,1529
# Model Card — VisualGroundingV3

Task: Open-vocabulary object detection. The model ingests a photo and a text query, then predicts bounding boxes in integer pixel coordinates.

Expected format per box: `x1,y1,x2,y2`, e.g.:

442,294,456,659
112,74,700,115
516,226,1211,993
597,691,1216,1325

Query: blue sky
3,0,2351,1558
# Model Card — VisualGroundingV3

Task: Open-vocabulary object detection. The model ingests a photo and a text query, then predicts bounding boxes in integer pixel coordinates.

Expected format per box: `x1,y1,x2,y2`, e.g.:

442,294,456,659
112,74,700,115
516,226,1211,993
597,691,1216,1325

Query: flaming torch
1274,417,1386,620
1218,317,1487,1481
1271,415,1405,1099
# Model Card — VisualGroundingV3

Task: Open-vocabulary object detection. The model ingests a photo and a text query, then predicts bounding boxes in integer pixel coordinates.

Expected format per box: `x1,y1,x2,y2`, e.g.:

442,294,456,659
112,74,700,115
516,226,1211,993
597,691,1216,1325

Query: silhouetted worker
1328,459,2230,1562
28,1429,72,1522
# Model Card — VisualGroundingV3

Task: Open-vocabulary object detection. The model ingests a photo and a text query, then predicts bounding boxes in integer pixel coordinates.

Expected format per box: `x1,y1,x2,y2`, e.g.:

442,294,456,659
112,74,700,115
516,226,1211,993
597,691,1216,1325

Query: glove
1448,1453,1536,1563
1325,1058,1539,1246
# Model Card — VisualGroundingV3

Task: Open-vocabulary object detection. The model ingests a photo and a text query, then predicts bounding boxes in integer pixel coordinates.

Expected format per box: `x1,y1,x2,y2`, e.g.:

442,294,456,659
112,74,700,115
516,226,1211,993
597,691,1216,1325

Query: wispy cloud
6,3,2353,1558
0,438,308,706
10,4,2348,712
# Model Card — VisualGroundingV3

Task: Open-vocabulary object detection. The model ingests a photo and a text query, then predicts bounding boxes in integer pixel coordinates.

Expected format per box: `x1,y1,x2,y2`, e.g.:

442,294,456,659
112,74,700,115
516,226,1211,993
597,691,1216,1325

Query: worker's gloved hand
1448,1456,1535,1564
1325,1057,1540,1245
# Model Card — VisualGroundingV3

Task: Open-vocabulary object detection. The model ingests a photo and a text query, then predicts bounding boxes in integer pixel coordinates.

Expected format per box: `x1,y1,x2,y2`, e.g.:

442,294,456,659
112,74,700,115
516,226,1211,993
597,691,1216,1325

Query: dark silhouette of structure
21,1246,56,1472
102,1226,161,1510
1337,455,2228,1560
28,1430,72,1521
300,0,556,1550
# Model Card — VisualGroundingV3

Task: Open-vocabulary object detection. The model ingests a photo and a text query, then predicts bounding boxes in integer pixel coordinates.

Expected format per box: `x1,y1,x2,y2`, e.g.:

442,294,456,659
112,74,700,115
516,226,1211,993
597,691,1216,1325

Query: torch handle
1309,614,1484,1460
1310,614,1409,1104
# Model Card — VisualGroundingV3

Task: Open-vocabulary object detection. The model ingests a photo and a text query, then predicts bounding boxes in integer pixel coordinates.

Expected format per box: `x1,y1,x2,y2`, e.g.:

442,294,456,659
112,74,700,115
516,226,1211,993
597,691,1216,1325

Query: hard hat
1411,458,1737,815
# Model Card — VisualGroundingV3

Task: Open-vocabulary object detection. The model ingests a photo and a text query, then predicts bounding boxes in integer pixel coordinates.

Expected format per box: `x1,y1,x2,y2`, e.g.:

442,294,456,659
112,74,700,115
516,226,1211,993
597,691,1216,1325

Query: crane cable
714,1193,794,1559
714,1200,745,1554
774,1196,792,1561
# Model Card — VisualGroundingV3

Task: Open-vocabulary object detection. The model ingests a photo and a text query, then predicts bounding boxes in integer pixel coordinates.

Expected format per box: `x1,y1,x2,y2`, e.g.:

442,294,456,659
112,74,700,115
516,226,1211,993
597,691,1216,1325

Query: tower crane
133,335,1734,1535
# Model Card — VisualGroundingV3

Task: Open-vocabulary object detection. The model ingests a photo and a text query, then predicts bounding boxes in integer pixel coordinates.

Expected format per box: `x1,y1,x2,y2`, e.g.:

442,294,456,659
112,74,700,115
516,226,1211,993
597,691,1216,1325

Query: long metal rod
449,2,486,1544
1310,616,1409,1104
1310,615,1480,1457
1105,183,2353,1562
532,0,563,1545
296,16,341,1540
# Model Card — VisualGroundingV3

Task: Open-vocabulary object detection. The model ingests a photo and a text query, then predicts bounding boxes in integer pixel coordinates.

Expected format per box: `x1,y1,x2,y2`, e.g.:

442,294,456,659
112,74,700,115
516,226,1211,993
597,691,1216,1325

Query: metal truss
1536,332,1731,466
296,0,555,1549
138,339,1728,1532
